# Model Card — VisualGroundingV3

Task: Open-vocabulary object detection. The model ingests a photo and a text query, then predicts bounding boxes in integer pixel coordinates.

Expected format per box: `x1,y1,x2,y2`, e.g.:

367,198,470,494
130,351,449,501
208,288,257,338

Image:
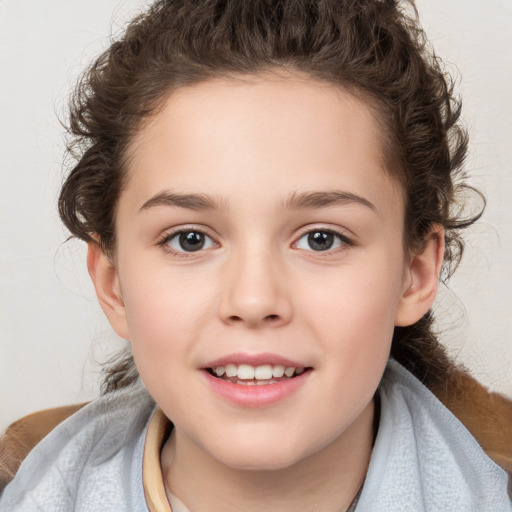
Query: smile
202,356,313,408
208,363,307,385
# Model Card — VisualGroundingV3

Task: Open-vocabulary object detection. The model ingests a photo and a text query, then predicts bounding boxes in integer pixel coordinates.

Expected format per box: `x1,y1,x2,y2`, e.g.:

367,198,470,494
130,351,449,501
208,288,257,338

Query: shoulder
0,384,156,511
357,360,512,511
0,403,88,491
431,364,512,475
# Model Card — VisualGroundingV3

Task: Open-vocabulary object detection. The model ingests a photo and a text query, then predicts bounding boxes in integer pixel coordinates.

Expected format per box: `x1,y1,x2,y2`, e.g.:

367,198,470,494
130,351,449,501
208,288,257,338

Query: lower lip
202,370,311,408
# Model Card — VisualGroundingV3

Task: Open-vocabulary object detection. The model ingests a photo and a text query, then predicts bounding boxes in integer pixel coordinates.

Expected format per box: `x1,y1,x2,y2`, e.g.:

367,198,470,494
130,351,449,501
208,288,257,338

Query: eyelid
156,225,220,256
154,223,354,257
291,225,354,252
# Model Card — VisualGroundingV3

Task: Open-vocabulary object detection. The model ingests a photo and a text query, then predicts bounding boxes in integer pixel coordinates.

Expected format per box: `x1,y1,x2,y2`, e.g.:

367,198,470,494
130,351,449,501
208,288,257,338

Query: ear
395,226,445,327
87,241,130,340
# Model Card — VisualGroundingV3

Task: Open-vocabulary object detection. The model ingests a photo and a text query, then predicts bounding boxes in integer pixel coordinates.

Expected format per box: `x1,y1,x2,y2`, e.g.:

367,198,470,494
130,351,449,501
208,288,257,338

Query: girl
1,0,511,510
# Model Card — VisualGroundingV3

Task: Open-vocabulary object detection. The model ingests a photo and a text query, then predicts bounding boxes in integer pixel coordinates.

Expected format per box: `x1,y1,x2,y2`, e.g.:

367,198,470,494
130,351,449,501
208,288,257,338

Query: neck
161,400,375,512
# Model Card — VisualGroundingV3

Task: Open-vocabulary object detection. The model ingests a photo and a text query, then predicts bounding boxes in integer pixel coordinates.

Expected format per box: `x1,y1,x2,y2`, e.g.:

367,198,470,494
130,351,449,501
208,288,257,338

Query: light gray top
1,384,155,511
1,360,510,511
357,361,511,511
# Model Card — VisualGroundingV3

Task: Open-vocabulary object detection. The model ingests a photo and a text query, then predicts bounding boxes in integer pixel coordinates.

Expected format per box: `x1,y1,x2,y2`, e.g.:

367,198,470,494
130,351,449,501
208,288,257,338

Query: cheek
118,262,215,372
299,251,405,382
302,252,405,333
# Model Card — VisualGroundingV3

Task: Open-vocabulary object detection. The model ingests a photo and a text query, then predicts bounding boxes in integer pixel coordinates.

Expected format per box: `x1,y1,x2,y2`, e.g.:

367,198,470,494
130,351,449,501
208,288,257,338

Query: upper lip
203,352,308,369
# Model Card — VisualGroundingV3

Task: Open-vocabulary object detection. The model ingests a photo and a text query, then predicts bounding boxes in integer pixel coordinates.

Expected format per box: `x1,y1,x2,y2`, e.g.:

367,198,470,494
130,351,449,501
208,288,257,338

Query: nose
218,246,293,329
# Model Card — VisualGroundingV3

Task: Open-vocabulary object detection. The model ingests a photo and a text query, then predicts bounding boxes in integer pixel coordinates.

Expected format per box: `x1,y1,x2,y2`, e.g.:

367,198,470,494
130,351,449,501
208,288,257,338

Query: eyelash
156,226,354,258
292,227,354,254
156,227,218,258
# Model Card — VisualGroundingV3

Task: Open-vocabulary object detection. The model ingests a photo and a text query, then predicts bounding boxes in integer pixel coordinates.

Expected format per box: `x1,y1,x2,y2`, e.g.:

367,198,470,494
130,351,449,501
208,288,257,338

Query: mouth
205,363,312,386
201,353,313,407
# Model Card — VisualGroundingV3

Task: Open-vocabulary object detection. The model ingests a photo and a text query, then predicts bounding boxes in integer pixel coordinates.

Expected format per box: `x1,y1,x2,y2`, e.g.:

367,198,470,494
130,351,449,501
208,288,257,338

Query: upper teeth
213,364,304,380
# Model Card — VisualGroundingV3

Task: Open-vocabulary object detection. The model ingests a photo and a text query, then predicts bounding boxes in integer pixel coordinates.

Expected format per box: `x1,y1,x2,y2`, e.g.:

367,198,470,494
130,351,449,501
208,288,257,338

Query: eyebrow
282,190,376,212
139,192,223,212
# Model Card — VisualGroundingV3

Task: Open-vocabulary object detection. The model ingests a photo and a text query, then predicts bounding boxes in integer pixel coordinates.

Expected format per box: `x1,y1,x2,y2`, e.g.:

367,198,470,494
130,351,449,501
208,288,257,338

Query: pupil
308,231,334,251
179,232,205,252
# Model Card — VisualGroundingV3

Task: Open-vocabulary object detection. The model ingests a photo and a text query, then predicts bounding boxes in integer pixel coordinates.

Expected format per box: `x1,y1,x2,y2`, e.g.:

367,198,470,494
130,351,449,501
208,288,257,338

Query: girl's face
93,73,438,471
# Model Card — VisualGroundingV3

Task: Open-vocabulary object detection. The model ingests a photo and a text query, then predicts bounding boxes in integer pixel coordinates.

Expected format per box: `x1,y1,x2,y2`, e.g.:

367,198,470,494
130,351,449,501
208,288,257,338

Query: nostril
223,311,287,327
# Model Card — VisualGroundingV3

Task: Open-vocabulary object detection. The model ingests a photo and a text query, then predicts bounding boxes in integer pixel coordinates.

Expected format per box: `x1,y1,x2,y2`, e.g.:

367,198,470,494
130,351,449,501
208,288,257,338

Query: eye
164,230,216,253
294,229,349,252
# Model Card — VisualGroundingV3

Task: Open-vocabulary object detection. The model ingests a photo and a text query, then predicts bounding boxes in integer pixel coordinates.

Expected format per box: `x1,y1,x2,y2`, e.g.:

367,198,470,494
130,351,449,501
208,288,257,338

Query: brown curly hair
58,0,482,393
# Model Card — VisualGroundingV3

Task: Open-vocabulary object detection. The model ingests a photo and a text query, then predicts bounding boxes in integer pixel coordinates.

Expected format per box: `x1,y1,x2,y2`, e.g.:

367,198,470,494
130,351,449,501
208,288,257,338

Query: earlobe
395,227,445,327
87,242,130,340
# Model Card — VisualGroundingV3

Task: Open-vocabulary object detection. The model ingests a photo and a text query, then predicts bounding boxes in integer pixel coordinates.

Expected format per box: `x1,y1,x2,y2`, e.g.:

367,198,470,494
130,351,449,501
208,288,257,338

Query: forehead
123,73,403,217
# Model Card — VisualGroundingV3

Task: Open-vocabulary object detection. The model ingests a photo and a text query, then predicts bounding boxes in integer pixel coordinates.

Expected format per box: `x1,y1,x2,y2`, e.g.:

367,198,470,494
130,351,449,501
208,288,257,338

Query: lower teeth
232,378,279,385
214,375,287,385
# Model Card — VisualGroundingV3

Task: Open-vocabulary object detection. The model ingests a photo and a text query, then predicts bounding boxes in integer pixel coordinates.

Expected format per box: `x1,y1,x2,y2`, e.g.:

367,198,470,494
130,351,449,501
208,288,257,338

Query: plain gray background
1,0,511,430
